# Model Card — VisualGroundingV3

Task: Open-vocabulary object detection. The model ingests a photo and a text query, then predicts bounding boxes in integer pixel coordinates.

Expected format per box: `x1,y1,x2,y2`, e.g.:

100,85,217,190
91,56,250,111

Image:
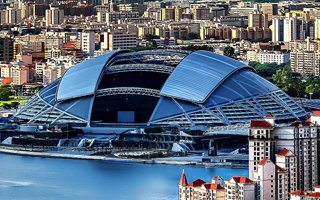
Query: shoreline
0,147,248,168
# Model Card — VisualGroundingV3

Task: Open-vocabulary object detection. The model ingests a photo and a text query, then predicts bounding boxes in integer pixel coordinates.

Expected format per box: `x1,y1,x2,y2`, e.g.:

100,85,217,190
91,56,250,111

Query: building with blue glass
14,50,307,129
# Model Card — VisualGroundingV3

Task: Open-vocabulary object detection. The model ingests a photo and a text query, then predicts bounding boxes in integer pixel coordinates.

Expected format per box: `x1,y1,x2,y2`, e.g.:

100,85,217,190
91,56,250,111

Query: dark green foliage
223,46,235,58
0,86,12,101
10,101,20,109
181,45,214,51
249,62,288,78
2,103,11,109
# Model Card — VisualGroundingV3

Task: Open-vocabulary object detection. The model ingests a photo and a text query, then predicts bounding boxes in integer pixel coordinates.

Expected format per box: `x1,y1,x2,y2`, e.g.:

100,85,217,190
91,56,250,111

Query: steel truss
96,87,160,98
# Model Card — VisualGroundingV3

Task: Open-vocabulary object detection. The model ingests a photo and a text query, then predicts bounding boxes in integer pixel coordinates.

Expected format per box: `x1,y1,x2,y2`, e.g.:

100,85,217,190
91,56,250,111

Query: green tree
2,103,11,109
248,61,259,68
272,67,303,97
0,86,12,101
223,46,235,58
10,101,20,109
255,63,279,77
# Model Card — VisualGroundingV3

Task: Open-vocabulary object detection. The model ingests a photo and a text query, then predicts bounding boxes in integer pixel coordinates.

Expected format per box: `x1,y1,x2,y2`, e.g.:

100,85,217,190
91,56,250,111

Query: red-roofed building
250,120,273,129
203,183,225,190
212,176,224,186
311,111,320,126
276,148,297,195
179,170,188,186
249,117,318,193
307,192,320,198
259,158,269,165
225,176,255,200
290,190,305,196
188,179,206,187
290,190,305,200
254,158,278,200
277,148,289,156
178,171,226,200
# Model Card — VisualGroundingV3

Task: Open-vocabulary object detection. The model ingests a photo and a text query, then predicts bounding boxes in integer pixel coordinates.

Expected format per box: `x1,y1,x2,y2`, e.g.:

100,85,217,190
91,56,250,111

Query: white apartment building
179,171,226,200
253,158,277,200
224,176,255,200
284,17,297,42
258,52,290,65
81,32,95,56
103,30,137,50
315,16,320,40
249,114,319,192
253,157,289,200
276,149,298,195
104,12,140,25
272,16,285,42
289,38,318,52
0,64,12,78
5,7,22,24
247,51,289,65
45,6,64,26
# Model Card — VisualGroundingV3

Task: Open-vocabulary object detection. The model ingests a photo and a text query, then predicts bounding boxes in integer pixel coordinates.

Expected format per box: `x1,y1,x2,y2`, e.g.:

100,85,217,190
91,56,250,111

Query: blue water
0,154,247,200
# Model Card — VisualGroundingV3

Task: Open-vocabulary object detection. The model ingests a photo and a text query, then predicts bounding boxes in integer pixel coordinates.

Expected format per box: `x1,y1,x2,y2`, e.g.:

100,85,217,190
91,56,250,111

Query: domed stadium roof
15,50,307,127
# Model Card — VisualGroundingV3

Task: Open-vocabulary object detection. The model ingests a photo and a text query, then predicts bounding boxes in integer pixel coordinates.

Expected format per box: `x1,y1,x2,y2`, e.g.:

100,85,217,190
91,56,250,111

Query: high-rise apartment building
5,7,22,24
81,31,95,56
224,176,255,200
0,36,14,62
102,30,137,50
272,17,284,42
261,3,278,21
249,114,319,191
192,6,211,20
284,17,297,42
248,11,268,28
45,6,64,26
0,9,5,25
315,16,320,40
161,7,175,21
290,51,320,76
283,17,308,42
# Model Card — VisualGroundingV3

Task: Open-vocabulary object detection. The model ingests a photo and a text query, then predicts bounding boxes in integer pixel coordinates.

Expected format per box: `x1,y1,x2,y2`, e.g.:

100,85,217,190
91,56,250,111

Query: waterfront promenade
0,145,247,168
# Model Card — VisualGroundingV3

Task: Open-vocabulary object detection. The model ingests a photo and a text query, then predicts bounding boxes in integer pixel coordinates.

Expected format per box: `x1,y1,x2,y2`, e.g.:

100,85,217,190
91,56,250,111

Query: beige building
102,30,137,50
290,51,320,76
248,11,268,28
5,7,22,24
224,176,255,200
178,170,226,200
161,7,175,21
45,6,64,26
261,3,278,21
193,6,211,20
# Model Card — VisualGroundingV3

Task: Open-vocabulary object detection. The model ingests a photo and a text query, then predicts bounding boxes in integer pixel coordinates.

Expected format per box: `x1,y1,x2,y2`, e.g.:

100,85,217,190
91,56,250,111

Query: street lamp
309,93,313,100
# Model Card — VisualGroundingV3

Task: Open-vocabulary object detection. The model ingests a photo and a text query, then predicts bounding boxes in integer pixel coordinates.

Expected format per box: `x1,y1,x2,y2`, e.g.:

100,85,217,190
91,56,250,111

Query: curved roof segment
56,51,120,101
160,50,253,103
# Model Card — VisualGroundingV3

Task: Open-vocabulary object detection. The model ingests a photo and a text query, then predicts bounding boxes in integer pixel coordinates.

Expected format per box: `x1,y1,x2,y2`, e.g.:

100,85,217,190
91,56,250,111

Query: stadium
14,50,307,130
